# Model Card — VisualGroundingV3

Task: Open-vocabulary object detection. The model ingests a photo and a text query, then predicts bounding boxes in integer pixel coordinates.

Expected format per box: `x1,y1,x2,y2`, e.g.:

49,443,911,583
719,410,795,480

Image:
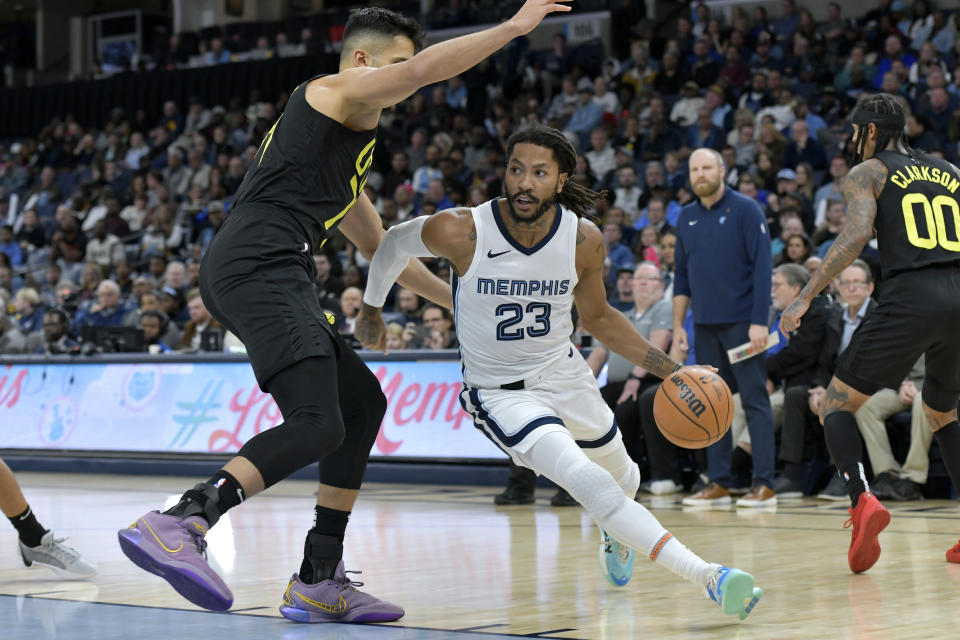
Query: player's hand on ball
356,303,388,354
510,0,572,35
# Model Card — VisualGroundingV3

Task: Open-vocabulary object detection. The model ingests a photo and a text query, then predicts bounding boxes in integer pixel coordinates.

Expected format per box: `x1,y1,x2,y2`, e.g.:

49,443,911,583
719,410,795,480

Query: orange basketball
653,367,732,449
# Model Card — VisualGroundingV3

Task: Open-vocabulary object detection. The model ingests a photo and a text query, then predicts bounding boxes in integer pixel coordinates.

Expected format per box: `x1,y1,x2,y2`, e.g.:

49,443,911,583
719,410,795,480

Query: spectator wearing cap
773,168,814,232
565,85,603,149
671,82,706,128
609,266,636,312
159,285,189,327
748,32,780,74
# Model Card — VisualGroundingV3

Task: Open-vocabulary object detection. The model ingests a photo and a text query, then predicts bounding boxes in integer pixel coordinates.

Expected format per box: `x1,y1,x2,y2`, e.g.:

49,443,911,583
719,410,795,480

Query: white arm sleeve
362,216,434,308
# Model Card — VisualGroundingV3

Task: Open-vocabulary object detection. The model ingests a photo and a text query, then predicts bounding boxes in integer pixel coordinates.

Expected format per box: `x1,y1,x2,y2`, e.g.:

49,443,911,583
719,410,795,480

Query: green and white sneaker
598,528,634,587
19,531,97,579
705,565,762,620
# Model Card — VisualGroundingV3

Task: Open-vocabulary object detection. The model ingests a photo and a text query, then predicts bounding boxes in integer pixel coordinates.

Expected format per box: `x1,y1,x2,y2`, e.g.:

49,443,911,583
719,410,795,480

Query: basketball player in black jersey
780,93,960,574
117,1,572,622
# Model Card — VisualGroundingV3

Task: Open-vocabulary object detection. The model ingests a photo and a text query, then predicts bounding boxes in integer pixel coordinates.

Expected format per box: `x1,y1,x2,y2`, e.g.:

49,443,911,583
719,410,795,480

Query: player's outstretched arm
572,220,682,380
355,207,477,351
341,193,452,309
331,0,572,109
780,158,885,334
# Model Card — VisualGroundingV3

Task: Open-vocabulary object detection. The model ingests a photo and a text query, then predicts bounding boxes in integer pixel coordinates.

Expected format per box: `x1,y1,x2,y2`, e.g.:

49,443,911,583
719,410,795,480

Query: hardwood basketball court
4,471,959,639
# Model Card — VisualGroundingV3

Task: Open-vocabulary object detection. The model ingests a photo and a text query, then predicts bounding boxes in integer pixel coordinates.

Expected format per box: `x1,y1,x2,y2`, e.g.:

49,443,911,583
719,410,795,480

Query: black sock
934,422,960,493
823,411,868,507
298,506,350,584
163,470,245,526
8,505,47,548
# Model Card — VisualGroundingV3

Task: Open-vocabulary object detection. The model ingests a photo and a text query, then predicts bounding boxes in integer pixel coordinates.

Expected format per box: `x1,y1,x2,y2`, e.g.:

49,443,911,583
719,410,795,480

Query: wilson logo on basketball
669,376,707,418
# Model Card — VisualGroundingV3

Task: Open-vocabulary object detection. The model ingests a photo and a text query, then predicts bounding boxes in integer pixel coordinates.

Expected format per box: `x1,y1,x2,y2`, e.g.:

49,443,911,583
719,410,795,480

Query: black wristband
628,374,641,381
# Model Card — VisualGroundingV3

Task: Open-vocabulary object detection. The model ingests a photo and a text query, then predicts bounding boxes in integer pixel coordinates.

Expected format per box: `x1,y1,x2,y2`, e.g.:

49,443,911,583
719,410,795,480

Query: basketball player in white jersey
356,124,762,620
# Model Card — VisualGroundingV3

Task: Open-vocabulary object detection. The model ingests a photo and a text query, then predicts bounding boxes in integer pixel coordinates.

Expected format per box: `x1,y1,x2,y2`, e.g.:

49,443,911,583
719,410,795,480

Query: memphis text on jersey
475,278,571,297
890,164,960,193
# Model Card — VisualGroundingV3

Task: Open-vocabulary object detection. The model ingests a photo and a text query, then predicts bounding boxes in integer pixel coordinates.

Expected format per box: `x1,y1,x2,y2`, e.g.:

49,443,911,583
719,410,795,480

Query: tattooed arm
573,219,682,379
780,158,886,333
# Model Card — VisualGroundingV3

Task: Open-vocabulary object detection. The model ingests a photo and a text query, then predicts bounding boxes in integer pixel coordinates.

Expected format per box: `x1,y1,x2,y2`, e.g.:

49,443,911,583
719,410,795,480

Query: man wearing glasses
813,260,877,500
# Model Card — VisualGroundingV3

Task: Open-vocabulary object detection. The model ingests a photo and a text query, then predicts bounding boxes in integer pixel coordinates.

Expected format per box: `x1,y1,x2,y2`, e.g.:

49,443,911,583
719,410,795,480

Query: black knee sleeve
238,406,345,488
318,387,386,490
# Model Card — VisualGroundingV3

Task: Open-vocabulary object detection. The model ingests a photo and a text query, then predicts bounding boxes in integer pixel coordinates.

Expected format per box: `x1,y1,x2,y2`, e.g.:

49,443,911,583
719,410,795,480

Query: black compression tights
237,347,387,490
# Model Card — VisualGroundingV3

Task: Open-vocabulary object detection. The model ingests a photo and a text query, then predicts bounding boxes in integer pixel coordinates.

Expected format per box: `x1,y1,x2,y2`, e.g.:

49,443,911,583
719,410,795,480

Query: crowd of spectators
0,1,958,495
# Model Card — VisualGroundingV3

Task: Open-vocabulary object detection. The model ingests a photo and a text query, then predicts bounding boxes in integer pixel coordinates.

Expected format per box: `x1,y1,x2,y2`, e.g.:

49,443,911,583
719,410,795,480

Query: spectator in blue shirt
71,279,130,333
0,225,23,265
205,38,232,65
674,148,776,508
603,222,635,281
874,35,916,88
565,87,603,150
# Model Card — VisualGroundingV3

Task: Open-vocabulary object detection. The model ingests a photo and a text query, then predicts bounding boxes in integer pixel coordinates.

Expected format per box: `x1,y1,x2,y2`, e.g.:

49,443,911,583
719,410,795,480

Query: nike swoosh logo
141,518,184,553
19,507,31,521
688,220,698,226
292,589,348,613
487,249,510,258
300,242,309,252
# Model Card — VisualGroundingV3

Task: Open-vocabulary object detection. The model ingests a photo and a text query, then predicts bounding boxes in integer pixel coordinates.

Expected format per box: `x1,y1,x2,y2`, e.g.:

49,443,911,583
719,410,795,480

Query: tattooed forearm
798,160,884,301
640,346,683,380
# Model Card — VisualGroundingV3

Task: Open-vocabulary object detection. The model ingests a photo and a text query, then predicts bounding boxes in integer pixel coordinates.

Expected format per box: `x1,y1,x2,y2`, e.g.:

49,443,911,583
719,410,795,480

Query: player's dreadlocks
850,93,919,165
506,125,607,222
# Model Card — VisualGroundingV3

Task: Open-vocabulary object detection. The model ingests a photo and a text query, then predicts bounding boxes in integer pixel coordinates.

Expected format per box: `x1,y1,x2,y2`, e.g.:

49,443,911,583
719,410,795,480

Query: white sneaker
19,531,97,578
641,479,681,495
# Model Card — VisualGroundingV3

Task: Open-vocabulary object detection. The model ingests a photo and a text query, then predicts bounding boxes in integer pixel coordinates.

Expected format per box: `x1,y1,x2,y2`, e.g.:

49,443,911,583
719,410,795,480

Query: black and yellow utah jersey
874,149,960,278
232,74,376,243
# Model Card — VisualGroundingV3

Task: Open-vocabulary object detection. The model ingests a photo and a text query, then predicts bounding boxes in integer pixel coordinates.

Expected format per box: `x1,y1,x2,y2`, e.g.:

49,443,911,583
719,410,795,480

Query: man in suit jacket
767,264,832,496
177,288,223,352
810,260,878,499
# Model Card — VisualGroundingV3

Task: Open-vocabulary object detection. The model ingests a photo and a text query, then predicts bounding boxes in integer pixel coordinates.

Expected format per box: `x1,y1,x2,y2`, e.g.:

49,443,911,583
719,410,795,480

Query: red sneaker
946,541,960,563
844,492,890,574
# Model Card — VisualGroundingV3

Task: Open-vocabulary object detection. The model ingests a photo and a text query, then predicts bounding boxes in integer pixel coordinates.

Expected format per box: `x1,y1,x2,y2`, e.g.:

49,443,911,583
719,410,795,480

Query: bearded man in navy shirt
673,148,777,508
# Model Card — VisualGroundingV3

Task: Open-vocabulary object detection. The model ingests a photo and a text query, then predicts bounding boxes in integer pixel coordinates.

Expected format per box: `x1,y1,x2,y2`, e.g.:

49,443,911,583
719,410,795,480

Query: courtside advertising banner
0,360,504,460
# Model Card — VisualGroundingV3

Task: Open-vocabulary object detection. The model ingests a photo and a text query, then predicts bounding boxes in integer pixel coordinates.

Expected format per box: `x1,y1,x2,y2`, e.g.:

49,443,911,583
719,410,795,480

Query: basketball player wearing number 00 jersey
781,93,960,574
117,3,574,623
356,124,763,621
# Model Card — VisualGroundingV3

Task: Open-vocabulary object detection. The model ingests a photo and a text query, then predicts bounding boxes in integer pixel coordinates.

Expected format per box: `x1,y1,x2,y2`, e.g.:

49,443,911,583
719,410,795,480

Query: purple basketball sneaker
279,561,404,623
117,511,233,611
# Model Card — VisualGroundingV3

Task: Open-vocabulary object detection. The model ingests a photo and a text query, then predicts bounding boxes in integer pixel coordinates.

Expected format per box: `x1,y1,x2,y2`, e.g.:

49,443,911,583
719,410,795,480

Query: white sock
519,431,718,590
600,497,717,589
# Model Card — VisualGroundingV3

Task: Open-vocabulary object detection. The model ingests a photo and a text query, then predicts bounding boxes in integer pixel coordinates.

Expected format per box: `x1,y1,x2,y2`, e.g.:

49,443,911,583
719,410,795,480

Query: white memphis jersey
453,198,579,388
